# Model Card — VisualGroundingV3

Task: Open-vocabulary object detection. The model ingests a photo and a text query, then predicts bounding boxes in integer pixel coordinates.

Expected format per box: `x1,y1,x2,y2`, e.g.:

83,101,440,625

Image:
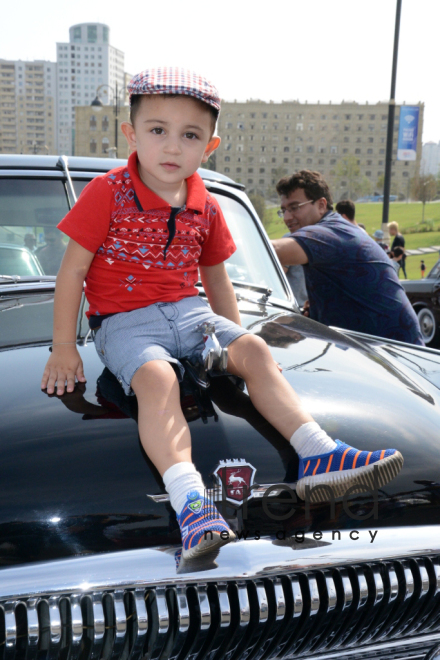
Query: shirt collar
127,151,207,213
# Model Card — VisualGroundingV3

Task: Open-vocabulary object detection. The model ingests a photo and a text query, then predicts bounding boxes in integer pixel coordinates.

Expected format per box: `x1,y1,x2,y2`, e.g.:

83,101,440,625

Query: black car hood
2,296,440,567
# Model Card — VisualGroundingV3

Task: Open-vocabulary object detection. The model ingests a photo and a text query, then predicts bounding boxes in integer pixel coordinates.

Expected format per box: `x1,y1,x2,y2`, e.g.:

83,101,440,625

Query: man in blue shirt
272,170,423,345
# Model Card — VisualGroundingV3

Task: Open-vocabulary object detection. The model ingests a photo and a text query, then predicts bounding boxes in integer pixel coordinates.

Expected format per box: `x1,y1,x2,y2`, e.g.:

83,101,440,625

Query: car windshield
0,175,290,302
0,178,70,276
212,193,289,301
428,260,440,279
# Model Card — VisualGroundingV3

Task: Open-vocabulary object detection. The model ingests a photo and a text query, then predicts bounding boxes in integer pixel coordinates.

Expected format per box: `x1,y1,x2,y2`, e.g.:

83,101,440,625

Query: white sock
163,462,205,515
290,422,337,458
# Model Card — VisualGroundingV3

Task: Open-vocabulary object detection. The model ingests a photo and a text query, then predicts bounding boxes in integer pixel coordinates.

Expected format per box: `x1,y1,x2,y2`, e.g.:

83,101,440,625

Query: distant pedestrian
421,260,426,278
373,229,389,252
388,221,407,278
335,199,367,233
389,247,404,275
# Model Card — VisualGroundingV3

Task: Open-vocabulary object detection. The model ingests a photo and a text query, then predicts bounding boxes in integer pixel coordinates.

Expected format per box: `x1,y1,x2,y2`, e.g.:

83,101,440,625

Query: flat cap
127,67,220,113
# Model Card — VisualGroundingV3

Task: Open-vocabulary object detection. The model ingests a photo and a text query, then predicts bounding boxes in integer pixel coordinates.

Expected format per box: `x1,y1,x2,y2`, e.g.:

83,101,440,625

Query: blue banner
397,106,419,161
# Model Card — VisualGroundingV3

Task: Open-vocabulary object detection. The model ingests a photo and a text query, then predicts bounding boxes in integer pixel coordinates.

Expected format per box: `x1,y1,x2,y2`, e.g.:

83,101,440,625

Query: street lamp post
382,0,403,233
92,83,124,158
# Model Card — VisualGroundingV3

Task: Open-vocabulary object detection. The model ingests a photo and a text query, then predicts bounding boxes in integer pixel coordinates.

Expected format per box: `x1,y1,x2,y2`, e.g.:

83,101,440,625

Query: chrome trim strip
147,482,295,504
307,633,440,660
1,526,439,599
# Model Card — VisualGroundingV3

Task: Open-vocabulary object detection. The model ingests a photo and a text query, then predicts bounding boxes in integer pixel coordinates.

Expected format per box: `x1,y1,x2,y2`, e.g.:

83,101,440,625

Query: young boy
41,68,403,560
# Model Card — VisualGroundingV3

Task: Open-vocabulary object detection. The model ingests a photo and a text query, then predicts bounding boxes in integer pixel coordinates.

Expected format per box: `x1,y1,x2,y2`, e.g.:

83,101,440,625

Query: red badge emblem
212,459,257,507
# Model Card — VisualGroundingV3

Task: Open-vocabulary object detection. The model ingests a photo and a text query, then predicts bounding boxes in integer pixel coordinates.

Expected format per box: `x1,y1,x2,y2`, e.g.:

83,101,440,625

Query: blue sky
2,0,439,142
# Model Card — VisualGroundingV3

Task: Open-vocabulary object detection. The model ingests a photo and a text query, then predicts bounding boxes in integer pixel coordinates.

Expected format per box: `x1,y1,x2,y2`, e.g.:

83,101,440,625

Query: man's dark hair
130,94,219,135
336,199,355,221
276,170,333,210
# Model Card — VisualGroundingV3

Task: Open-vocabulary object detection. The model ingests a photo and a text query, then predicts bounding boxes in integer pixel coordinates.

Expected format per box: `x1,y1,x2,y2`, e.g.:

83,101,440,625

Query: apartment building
75,103,130,158
0,59,57,154
421,141,440,176
216,100,423,200
57,23,126,155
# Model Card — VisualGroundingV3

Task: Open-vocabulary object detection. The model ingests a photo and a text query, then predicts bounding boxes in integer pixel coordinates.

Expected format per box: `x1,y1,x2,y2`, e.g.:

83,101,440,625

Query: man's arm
41,239,95,396
199,263,241,325
271,237,309,267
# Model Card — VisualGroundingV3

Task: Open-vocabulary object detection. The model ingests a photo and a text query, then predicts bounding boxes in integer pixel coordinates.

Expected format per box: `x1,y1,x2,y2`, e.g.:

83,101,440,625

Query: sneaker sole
296,451,404,503
182,530,236,561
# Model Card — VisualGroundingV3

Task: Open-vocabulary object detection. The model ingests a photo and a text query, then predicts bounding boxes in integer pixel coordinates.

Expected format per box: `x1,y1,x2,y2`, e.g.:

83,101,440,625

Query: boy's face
121,95,219,192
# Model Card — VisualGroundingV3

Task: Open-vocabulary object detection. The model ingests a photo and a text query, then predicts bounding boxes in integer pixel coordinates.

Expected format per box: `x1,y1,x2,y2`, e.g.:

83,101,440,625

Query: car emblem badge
212,458,257,507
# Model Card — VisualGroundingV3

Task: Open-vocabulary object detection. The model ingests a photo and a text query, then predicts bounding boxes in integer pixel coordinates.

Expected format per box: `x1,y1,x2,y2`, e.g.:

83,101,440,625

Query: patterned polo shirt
58,152,236,318
291,211,423,345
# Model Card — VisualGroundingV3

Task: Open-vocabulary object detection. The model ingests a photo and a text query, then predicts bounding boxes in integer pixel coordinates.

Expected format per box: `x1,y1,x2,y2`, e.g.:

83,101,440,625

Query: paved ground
406,246,440,256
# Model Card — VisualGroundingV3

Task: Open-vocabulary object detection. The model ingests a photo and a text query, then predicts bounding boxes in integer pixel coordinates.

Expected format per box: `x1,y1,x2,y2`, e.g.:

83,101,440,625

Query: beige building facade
75,104,130,158
216,100,424,200
0,59,57,154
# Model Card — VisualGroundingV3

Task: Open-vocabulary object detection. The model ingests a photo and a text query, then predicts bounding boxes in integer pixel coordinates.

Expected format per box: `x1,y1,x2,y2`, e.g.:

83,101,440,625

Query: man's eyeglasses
277,199,315,218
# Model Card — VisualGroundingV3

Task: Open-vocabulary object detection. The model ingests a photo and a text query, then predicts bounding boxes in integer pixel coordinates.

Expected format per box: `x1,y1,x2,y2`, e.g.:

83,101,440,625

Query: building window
103,26,109,43
403,171,409,177
236,167,242,173
306,158,312,164
309,124,314,131
355,148,361,154
318,159,324,165
248,168,254,173
102,115,109,131
225,167,230,173
366,171,372,176
296,123,303,131
379,149,385,154
102,137,109,154
284,146,290,152
87,25,98,43
330,145,338,154
248,179,253,184
319,147,326,153
90,115,97,130
259,167,265,173
343,148,348,154
306,146,314,153
73,26,82,42
259,179,265,184
283,158,289,163
90,138,97,154
344,137,349,143
224,156,230,162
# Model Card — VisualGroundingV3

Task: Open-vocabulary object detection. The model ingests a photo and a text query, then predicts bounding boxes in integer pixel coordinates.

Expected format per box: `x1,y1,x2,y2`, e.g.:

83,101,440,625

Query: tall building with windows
421,142,440,176
0,59,57,154
216,100,423,200
56,23,125,155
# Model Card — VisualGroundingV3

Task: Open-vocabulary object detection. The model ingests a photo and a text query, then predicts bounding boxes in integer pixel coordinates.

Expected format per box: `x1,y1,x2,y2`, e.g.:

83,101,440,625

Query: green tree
248,193,267,225
376,174,399,196
202,151,217,172
335,155,361,199
267,166,288,200
411,174,437,222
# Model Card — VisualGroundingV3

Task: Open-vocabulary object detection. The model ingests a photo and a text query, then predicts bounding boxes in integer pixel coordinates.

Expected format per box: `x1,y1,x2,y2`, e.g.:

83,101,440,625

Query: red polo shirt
58,152,236,317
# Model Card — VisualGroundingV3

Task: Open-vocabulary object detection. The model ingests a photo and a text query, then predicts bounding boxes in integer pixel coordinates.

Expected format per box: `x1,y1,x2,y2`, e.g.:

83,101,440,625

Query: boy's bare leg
131,359,235,557
226,334,313,440
226,334,403,501
131,360,191,475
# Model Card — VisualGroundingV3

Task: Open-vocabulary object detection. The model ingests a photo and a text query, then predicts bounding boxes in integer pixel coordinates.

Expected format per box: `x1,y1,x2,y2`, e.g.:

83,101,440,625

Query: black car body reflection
1,155,440,660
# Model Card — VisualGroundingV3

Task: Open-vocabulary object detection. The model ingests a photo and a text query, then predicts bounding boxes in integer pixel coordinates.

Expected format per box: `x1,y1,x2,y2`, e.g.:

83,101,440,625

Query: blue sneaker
177,491,235,560
296,440,403,503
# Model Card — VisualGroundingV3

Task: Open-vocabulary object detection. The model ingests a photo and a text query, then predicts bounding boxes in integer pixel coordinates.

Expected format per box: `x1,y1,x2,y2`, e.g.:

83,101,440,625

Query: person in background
37,227,66,275
335,199,366,233
421,260,426,278
373,229,389,252
24,233,37,253
389,247,404,274
388,221,407,278
271,169,423,345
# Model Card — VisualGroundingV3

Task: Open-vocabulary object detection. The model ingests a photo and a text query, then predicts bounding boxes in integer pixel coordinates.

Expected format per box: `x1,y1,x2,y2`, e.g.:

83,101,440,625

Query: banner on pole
397,106,419,161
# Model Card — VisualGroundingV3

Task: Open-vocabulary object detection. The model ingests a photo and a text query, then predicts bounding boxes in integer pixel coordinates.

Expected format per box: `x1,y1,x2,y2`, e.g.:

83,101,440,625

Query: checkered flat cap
127,67,220,113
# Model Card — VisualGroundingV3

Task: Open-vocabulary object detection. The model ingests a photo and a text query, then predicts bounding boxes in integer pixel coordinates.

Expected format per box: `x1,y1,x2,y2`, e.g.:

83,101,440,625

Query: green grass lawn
264,201,440,281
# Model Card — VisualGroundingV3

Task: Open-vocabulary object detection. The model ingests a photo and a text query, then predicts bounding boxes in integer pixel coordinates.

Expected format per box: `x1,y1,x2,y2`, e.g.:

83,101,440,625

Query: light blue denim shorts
93,296,249,395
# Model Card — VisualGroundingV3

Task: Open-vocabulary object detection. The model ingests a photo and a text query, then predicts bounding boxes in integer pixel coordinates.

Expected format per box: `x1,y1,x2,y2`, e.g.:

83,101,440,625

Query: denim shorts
93,296,249,395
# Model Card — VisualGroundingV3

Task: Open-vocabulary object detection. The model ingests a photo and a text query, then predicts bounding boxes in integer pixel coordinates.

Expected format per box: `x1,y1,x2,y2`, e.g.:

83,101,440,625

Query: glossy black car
1,155,440,660
402,259,440,347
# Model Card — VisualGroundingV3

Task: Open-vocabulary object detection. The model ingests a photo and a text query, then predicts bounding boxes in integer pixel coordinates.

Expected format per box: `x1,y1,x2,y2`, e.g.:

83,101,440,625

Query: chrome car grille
1,554,440,660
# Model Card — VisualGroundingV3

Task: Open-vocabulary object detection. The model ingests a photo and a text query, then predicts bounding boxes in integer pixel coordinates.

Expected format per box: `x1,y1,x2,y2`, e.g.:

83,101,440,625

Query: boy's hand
41,345,86,395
